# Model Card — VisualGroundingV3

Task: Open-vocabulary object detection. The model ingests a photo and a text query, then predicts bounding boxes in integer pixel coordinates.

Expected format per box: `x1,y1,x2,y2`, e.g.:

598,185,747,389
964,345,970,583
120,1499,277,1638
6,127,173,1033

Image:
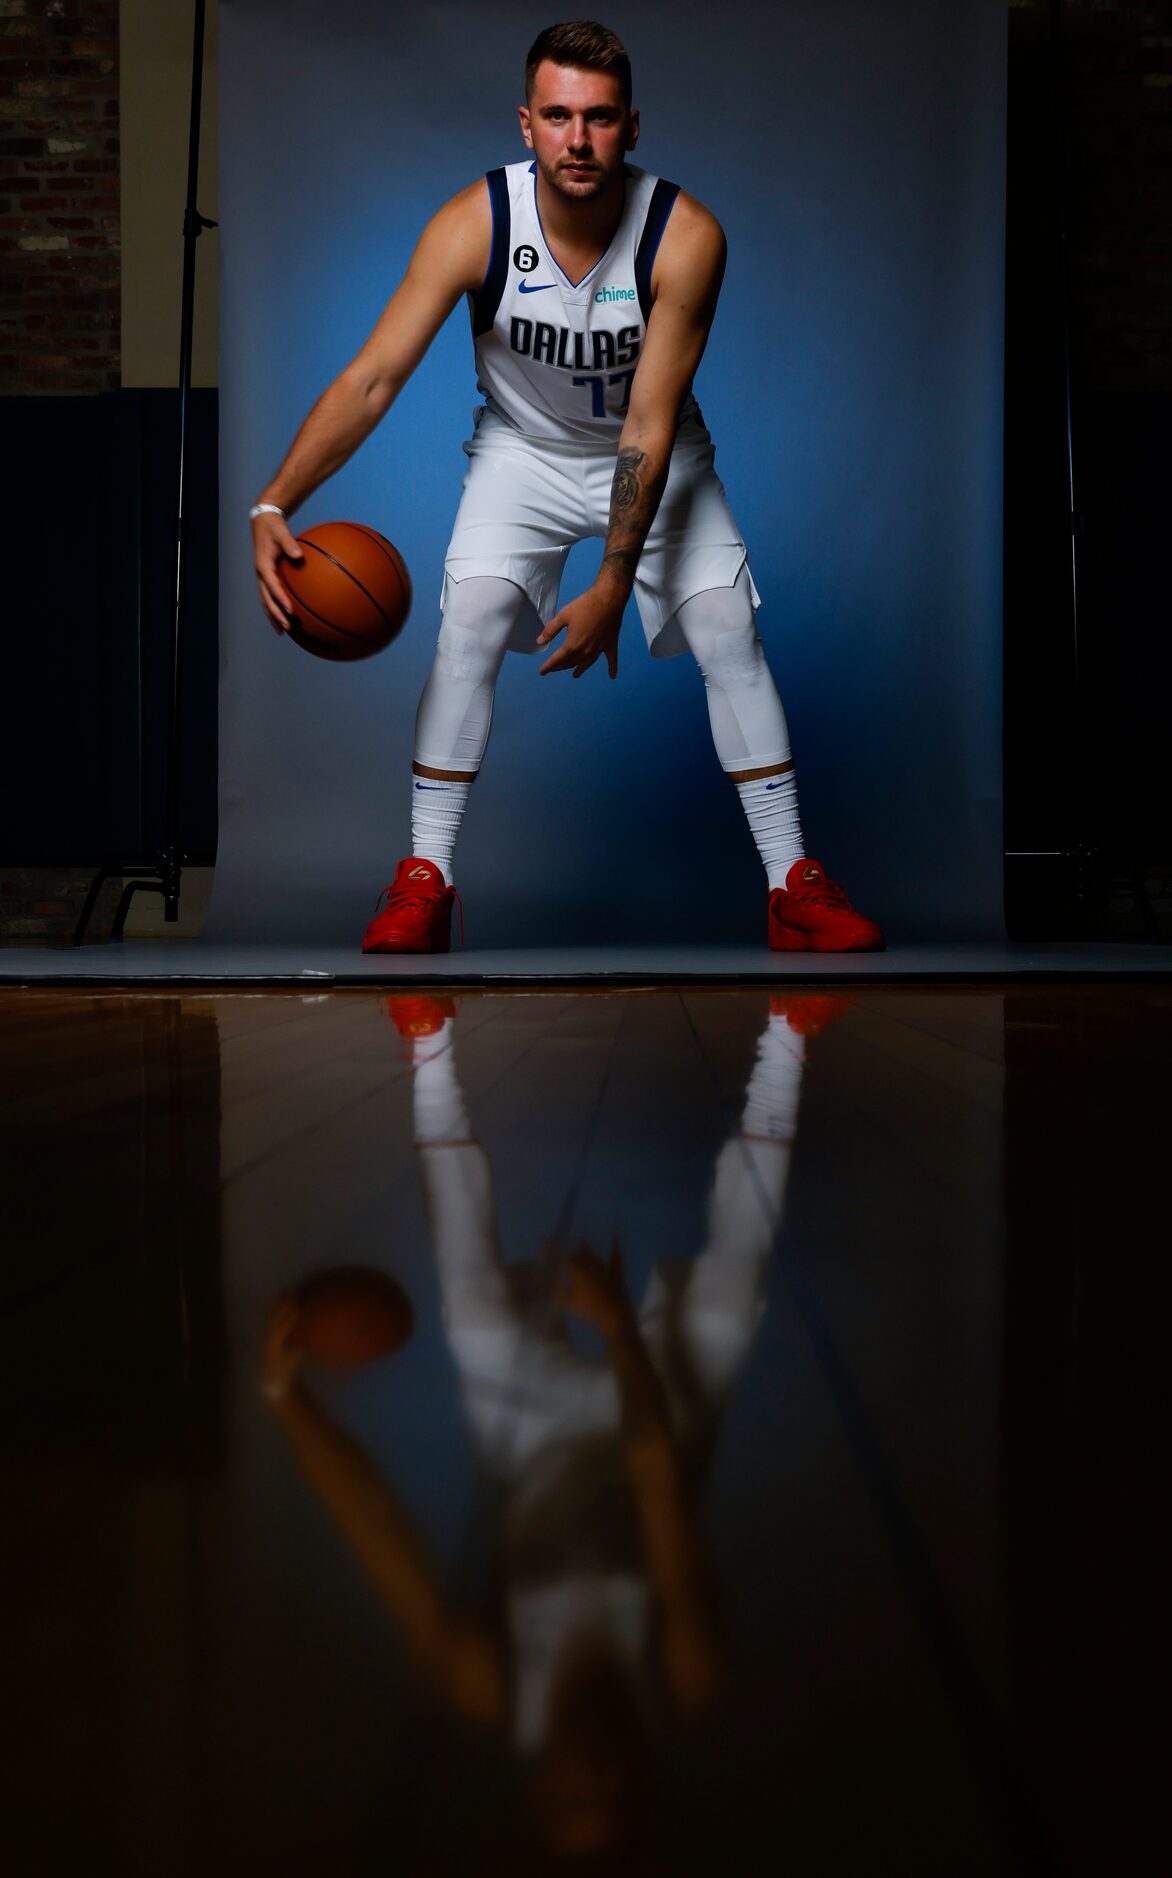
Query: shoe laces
372,877,465,948
792,875,851,910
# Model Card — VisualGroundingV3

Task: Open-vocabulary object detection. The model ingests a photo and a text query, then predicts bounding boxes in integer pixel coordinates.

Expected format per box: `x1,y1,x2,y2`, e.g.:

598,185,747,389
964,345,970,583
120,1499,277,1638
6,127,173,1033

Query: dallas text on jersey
508,318,641,374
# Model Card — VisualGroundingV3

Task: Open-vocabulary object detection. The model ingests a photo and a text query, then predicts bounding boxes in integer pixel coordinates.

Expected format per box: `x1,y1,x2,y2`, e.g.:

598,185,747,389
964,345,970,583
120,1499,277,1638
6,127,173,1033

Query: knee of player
695,620,767,693
440,575,527,663
434,616,498,686
677,577,765,683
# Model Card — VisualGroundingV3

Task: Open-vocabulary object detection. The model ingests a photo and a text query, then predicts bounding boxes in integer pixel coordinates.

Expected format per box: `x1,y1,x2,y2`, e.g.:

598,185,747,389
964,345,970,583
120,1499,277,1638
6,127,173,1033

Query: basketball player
263,986,835,1859
251,21,884,955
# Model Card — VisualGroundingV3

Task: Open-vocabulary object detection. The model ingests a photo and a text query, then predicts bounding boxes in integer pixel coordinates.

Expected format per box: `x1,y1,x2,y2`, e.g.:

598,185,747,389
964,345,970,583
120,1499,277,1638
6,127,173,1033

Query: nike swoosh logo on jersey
765,781,786,791
414,783,447,791
517,279,554,293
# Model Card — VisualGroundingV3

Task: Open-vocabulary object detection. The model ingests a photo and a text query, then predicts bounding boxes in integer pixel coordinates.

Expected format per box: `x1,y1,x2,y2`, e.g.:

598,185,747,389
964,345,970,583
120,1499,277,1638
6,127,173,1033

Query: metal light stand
73,0,216,945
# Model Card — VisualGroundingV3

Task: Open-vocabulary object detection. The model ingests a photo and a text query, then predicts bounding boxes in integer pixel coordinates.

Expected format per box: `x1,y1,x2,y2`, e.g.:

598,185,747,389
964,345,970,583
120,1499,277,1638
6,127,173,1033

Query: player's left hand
537,584,623,679
557,1238,634,1340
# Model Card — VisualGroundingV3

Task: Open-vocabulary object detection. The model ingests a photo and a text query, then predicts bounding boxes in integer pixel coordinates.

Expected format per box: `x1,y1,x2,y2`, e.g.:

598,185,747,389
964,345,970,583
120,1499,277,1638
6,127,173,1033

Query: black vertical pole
1047,0,1085,907
73,0,216,944
163,0,213,920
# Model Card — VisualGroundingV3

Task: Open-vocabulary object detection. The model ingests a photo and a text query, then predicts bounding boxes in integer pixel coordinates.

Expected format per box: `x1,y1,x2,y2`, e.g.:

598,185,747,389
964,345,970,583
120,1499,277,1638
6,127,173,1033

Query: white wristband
249,502,286,521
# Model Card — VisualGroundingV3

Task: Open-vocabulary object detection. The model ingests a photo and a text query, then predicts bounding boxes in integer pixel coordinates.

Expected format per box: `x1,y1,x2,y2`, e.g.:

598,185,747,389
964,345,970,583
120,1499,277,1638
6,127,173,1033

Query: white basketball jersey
468,159,701,447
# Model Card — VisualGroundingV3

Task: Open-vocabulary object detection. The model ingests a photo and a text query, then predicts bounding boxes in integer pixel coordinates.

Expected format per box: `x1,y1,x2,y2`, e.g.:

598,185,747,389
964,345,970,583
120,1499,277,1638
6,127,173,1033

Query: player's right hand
253,510,304,635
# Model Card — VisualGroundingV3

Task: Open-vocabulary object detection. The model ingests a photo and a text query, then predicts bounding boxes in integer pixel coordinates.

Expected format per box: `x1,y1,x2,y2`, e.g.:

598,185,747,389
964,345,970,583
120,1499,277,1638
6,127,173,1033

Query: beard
536,151,615,201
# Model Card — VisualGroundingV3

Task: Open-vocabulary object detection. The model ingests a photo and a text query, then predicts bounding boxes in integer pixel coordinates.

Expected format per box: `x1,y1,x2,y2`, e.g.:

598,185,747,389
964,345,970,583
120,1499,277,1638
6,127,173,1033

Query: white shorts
440,406,761,658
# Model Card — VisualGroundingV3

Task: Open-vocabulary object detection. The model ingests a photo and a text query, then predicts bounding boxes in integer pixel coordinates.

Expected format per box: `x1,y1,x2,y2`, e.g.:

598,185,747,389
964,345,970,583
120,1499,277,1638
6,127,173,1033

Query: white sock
412,1021,470,1143
741,1011,805,1139
411,775,471,884
734,772,805,891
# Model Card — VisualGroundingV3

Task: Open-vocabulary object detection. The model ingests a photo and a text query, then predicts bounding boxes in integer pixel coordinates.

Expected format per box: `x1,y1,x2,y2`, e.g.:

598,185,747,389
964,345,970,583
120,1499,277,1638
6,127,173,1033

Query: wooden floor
1,983,1166,1876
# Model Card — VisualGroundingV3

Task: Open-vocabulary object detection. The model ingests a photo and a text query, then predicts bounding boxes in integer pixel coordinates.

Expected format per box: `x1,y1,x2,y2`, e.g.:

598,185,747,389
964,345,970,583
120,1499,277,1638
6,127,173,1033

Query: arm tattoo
611,447,646,516
600,444,668,591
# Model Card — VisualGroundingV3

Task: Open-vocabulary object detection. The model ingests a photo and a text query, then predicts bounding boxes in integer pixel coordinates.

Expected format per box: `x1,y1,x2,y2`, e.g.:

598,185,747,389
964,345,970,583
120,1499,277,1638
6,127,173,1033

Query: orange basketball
283,521,412,661
291,1265,414,1369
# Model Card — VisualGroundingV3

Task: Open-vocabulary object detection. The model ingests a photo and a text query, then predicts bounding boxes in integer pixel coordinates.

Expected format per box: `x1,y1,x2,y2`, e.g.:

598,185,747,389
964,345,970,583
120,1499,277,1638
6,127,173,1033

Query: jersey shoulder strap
634,177,681,323
470,167,511,338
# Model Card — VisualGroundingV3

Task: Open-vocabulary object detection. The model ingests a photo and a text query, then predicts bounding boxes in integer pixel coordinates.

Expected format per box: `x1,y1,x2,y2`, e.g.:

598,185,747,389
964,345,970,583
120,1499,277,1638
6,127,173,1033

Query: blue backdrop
211,0,1005,945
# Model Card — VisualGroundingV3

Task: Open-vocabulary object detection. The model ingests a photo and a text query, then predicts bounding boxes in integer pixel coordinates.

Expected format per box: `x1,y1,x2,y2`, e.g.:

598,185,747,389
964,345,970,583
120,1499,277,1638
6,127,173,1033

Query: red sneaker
382,993,460,1037
769,991,853,1035
361,857,462,954
767,860,885,953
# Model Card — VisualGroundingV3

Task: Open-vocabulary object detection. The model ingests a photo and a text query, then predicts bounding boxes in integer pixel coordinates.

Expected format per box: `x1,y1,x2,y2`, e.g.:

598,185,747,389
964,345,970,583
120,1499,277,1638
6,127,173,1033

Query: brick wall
1,3,122,947
0,863,123,945
0,0,120,394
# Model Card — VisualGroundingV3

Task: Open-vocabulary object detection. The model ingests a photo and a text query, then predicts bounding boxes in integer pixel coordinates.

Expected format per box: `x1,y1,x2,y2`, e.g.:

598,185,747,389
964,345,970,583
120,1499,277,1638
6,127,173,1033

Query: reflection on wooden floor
1,984,1166,1875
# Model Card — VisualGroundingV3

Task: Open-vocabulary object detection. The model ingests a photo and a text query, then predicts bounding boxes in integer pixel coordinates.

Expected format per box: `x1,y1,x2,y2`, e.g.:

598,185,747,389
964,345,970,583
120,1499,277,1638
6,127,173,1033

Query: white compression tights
674,568,805,885
673,566,791,772
411,577,530,879
410,568,804,886
414,576,530,776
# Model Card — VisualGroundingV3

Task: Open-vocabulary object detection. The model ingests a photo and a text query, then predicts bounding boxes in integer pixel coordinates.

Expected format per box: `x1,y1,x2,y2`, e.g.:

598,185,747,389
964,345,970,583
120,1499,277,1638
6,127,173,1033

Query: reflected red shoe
769,992,853,1035
361,857,462,954
382,993,460,1037
767,860,885,953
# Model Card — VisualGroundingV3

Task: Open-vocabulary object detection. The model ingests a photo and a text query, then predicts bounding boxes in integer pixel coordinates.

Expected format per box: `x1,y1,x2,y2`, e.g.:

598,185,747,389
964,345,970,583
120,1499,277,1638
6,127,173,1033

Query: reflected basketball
291,1265,414,1368
283,521,412,661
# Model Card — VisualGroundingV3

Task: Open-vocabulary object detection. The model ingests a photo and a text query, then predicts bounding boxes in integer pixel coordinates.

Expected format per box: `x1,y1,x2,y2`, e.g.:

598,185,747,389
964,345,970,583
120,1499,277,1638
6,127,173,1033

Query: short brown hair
525,21,632,109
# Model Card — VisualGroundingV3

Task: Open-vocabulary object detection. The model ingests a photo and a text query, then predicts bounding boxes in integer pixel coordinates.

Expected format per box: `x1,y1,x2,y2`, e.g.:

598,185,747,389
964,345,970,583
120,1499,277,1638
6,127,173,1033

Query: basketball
291,1265,414,1369
283,521,412,661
